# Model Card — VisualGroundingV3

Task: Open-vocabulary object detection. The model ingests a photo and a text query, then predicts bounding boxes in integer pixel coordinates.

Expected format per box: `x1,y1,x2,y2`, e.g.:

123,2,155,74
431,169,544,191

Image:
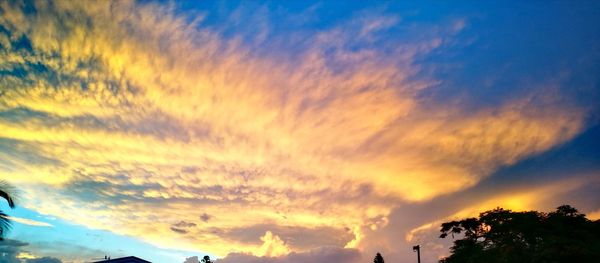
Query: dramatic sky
1,1,599,263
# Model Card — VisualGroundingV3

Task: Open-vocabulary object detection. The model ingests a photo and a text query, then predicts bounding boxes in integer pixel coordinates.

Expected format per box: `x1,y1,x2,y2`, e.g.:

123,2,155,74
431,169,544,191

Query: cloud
183,256,199,263
346,141,600,263
0,239,29,263
0,239,62,263
257,231,290,257
221,224,353,251
173,221,197,228
23,240,105,263
200,213,211,223
7,216,53,227
25,257,62,263
0,0,593,261
217,247,362,263
171,221,197,235
171,227,190,235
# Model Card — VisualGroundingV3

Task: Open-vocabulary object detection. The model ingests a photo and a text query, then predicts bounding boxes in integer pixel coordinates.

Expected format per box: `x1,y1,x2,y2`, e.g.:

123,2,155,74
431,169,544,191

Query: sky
0,1,599,262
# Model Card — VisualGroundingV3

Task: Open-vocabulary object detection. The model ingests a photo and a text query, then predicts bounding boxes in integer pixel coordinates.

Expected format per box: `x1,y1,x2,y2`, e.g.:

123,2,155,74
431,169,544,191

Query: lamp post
412,245,421,263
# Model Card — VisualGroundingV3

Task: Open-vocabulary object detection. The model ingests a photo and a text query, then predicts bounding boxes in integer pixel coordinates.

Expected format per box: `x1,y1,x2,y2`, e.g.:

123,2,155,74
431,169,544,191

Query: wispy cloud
7,216,53,227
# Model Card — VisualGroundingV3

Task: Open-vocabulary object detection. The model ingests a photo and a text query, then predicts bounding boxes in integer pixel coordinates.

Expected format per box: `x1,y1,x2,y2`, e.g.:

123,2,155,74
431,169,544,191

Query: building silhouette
93,256,151,263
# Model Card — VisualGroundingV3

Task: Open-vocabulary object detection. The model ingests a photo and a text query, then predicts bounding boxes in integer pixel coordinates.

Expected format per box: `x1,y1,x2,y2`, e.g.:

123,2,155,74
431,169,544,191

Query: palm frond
0,180,16,208
0,211,11,240
0,180,16,241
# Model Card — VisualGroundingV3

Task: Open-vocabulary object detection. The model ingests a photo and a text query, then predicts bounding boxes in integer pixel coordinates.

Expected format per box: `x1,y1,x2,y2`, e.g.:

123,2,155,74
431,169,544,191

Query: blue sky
0,1,599,263
4,205,208,262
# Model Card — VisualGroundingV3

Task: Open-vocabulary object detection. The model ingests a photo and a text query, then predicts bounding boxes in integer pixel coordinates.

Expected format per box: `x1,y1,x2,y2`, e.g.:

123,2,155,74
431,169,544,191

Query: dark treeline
438,205,600,263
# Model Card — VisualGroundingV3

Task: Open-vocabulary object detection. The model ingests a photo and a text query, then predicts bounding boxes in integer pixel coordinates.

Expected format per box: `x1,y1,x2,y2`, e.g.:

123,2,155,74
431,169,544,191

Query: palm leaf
0,180,15,208
0,211,11,241
0,180,16,241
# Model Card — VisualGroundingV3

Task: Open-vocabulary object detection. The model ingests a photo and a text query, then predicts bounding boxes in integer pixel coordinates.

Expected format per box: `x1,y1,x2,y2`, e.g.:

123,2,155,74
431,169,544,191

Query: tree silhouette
439,205,600,263
373,252,384,263
200,255,212,263
0,181,15,241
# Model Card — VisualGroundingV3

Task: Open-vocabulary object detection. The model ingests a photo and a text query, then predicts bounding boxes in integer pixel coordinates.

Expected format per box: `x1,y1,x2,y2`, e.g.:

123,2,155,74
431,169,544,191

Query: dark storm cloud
0,239,28,261
0,239,63,263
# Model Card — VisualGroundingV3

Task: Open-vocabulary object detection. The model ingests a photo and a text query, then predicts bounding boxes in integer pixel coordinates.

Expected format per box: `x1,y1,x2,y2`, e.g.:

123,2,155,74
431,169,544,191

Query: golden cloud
0,0,587,257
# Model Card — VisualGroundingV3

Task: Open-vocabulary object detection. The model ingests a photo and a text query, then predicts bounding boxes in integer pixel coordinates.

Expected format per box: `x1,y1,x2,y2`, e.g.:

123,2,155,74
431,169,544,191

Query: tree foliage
373,252,384,263
200,255,212,263
439,205,600,263
0,181,16,241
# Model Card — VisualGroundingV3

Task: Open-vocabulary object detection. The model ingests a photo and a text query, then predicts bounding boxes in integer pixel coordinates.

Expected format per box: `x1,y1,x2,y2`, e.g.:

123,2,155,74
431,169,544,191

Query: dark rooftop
92,256,151,263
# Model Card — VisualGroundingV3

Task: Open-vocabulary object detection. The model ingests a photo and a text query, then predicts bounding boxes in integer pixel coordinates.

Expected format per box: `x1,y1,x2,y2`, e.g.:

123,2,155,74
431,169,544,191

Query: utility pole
412,245,421,263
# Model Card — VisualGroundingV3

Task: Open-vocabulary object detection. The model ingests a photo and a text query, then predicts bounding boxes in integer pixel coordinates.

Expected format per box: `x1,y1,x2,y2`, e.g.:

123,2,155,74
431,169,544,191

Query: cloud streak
6,216,53,227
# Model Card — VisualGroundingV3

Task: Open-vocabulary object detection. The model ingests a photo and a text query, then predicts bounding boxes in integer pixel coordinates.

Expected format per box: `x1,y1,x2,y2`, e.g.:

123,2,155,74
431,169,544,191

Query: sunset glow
1,1,599,263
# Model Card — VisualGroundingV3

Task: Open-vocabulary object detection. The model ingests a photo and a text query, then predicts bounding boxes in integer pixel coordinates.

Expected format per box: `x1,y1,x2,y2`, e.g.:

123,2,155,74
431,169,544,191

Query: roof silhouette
93,256,151,263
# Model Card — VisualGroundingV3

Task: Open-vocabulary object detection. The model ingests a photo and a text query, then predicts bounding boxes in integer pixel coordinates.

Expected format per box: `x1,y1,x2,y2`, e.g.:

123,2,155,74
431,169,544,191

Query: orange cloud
0,0,588,258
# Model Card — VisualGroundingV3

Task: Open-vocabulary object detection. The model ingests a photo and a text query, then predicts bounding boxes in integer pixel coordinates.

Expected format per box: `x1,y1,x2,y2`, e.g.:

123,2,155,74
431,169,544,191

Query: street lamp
412,245,421,263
